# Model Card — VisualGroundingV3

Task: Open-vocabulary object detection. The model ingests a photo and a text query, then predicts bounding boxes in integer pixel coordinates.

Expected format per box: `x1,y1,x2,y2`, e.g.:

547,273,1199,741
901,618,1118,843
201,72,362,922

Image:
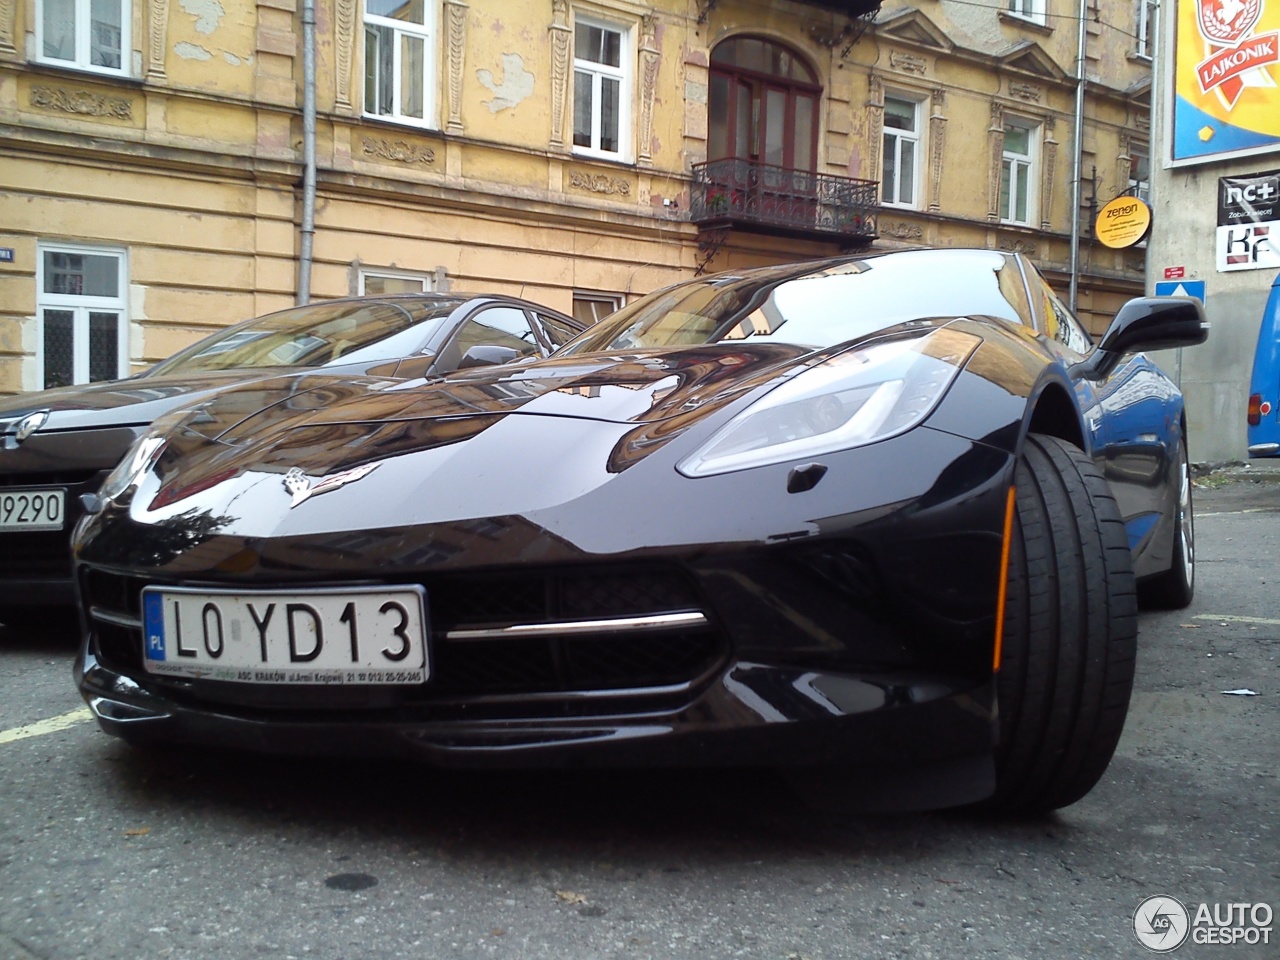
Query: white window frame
573,291,626,325
881,95,922,209
36,242,129,388
572,15,633,162
1006,0,1047,26
1136,0,1157,59
35,0,131,77
362,0,436,128
1001,119,1038,226
1129,143,1151,204
358,268,436,294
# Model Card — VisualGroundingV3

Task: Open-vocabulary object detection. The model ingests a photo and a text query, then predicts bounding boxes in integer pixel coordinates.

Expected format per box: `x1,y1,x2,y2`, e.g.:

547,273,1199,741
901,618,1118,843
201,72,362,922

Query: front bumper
73,423,1015,809
0,425,135,608
77,643,996,810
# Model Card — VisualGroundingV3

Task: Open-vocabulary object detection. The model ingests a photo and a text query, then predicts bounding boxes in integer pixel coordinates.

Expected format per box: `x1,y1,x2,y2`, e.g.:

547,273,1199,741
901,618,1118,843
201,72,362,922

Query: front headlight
99,435,167,503
677,327,981,477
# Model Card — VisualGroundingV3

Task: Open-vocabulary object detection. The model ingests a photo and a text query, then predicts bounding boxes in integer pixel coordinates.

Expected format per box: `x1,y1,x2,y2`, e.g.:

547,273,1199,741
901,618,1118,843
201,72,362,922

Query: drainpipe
297,0,317,305
1068,0,1087,312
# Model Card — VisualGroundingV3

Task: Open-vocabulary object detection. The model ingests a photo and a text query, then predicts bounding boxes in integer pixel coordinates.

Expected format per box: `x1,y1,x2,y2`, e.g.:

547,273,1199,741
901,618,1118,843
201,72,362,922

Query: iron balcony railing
690,158,879,243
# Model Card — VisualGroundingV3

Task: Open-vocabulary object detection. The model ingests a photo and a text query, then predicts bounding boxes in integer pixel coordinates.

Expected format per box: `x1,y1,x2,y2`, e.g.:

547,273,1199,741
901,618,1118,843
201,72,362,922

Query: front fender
924,320,1089,460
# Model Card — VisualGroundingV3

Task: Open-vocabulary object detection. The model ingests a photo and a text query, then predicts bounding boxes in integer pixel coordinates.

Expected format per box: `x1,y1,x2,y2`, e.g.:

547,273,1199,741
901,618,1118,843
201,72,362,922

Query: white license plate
0,489,65,531
141,586,429,685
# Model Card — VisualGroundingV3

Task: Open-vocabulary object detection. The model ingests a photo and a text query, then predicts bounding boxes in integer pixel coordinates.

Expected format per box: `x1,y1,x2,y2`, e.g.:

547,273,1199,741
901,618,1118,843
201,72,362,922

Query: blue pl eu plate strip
143,592,166,661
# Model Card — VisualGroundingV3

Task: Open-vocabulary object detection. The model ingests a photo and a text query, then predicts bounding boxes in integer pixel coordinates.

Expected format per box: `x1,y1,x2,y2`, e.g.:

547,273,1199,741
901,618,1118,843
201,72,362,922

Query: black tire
980,434,1138,815
1138,436,1195,609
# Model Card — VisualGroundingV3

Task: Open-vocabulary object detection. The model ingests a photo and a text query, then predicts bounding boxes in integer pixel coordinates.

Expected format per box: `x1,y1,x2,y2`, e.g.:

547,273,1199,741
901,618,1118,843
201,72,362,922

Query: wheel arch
1024,379,1087,455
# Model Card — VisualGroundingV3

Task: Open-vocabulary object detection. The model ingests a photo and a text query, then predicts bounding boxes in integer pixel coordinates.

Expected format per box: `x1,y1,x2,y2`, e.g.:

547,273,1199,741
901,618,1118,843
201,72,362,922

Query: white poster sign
1216,220,1280,270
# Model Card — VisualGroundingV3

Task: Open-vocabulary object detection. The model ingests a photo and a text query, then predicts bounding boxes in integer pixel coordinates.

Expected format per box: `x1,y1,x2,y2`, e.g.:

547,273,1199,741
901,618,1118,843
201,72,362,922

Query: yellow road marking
1195,614,1280,626
0,707,93,745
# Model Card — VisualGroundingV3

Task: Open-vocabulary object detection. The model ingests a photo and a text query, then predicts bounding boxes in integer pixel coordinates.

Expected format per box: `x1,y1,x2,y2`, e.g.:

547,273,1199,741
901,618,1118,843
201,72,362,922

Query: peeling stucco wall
477,53,535,113
179,0,226,36
175,42,213,61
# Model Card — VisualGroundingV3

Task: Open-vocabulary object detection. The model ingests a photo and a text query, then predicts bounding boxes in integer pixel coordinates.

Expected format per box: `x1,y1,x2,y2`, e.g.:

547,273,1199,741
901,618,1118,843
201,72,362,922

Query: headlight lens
99,435,167,502
677,328,980,477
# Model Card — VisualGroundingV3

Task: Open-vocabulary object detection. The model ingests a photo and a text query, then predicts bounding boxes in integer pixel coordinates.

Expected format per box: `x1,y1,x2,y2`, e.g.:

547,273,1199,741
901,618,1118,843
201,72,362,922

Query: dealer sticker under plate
141,585,429,685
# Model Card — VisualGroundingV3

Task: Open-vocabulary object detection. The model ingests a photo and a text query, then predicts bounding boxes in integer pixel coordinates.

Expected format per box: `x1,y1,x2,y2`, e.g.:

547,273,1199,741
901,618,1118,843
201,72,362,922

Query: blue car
1248,271,1280,457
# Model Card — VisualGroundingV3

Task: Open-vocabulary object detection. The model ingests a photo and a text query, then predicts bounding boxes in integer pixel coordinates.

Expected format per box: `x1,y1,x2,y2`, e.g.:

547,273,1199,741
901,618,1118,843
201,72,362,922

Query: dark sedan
0,294,581,626
73,250,1206,814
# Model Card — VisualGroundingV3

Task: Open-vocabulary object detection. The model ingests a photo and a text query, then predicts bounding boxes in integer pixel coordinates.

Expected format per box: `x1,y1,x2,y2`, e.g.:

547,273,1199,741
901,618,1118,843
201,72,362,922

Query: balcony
690,159,879,245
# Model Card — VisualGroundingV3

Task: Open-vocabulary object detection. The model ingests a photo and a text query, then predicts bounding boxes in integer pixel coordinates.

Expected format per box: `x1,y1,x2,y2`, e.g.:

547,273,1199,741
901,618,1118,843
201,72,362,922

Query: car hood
0,370,297,433
170,343,815,441
134,344,817,509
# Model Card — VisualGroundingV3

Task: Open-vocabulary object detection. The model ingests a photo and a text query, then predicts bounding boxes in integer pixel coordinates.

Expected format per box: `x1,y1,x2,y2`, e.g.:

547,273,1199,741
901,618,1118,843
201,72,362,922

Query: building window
573,292,625,325
881,96,921,208
1007,0,1046,25
573,18,630,160
359,269,434,294
708,36,820,171
364,0,434,126
1000,120,1037,226
37,244,128,389
37,0,130,75
1129,144,1150,203
1136,0,1157,59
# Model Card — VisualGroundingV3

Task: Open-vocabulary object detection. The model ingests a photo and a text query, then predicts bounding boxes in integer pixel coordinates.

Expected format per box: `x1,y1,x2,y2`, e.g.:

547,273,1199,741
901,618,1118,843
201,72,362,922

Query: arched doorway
703,37,823,232
708,36,820,172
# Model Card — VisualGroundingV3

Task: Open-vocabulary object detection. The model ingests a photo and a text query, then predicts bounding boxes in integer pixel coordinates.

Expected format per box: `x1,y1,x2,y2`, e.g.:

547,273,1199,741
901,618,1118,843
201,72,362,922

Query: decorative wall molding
30,85,133,119
866,74,885,198
361,137,437,164
1040,124,1059,231
335,0,356,110
548,0,571,149
928,88,947,213
637,14,660,166
146,0,168,79
987,100,1005,222
881,220,923,240
0,0,14,55
889,51,927,75
999,238,1038,255
1009,81,1042,102
444,0,468,134
568,170,631,195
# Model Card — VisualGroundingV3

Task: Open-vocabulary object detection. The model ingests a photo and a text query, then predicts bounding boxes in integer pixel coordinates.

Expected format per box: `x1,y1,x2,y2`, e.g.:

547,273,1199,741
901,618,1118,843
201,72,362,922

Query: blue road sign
1155,280,1206,303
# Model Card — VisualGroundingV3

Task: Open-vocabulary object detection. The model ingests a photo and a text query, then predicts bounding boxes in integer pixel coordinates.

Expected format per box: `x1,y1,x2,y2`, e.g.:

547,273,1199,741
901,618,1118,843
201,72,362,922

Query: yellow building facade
0,0,1152,395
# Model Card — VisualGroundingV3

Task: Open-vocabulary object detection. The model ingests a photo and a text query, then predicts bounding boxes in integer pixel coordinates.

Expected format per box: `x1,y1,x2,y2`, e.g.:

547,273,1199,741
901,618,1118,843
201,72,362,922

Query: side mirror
1073,297,1209,381
458,344,522,370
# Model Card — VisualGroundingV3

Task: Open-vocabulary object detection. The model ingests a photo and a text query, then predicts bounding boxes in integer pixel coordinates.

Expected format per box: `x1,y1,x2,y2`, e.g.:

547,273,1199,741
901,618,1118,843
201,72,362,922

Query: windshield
557,250,1028,356
148,299,466,375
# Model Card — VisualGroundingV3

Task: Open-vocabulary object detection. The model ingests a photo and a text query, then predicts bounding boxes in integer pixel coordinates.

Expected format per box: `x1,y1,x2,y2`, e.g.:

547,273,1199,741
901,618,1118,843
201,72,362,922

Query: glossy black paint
71,249,1199,808
1075,297,1210,382
0,294,581,612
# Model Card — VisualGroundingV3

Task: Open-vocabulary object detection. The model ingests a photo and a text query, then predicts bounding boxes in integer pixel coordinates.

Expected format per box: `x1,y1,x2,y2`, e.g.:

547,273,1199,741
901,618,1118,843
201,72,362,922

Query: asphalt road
0,476,1276,960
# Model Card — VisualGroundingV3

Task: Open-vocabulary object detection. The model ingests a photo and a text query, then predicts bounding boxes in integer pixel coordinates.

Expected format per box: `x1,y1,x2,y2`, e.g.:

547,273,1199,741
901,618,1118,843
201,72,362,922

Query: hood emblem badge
283,463,379,508
2,410,50,450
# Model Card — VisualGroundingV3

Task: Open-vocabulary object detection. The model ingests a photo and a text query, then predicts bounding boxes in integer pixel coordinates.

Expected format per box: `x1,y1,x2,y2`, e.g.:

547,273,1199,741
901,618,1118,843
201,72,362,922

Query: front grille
0,530,76,579
82,566,727,703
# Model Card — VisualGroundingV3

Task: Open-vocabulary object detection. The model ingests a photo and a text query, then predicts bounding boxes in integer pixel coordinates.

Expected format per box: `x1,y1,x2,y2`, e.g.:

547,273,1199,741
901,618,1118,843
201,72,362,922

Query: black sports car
73,250,1206,813
0,294,581,626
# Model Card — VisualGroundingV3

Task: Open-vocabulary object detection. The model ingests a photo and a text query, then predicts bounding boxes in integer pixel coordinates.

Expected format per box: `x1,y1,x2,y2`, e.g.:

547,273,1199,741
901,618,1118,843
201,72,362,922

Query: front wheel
1138,436,1195,609
979,434,1138,815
